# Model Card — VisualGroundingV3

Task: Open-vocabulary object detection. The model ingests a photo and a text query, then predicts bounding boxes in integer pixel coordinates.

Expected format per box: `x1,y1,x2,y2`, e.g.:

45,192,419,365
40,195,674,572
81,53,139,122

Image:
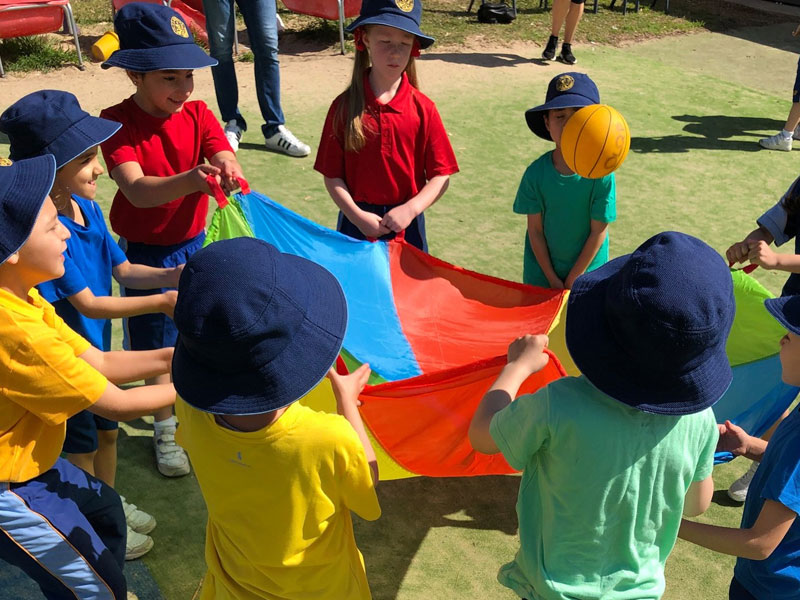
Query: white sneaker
127,593,139,600
264,125,310,157
276,13,286,32
727,460,759,502
153,425,191,477
224,120,243,152
121,496,156,535
759,132,792,151
125,526,154,561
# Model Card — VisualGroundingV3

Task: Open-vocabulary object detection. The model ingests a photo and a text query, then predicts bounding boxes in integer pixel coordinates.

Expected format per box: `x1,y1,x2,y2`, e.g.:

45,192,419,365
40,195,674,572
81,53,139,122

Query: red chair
0,0,84,77
281,0,362,54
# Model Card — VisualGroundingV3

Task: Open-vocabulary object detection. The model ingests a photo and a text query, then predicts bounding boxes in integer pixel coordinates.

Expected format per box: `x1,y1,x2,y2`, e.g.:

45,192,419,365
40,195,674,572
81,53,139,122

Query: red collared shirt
100,98,231,246
315,72,459,206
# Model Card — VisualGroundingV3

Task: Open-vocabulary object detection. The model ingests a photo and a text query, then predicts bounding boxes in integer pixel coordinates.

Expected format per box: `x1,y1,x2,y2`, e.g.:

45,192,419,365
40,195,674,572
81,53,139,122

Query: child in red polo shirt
98,3,244,478
314,0,458,252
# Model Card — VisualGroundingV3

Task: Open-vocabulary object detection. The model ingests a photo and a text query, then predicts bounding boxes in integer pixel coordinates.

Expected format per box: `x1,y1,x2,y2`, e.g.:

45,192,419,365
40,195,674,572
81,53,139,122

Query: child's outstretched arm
109,162,222,208
565,219,609,289
209,150,244,195
527,215,563,289
469,334,550,454
89,380,176,422
727,226,774,266
381,175,450,233
679,500,797,560
328,364,379,485
67,288,177,319
79,345,173,385
324,176,390,239
113,261,182,290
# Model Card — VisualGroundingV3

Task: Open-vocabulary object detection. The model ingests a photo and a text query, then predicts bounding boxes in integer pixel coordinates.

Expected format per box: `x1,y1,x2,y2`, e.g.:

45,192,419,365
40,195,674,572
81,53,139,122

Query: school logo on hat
396,0,414,12
171,15,189,38
0,158,11,167
556,75,574,92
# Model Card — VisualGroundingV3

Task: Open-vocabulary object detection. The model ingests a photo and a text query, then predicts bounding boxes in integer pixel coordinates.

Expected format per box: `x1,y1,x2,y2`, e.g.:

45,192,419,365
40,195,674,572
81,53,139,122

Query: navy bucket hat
102,2,216,71
566,231,735,415
0,155,57,265
525,72,600,140
172,238,348,415
765,295,800,336
0,91,121,169
346,0,435,49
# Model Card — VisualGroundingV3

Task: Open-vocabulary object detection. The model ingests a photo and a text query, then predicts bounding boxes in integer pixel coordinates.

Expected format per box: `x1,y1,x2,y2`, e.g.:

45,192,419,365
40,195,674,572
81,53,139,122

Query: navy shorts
729,577,759,600
119,232,205,351
0,458,126,599
337,202,428,252
571,0,586,4
63,410,118,454
794,55,800,103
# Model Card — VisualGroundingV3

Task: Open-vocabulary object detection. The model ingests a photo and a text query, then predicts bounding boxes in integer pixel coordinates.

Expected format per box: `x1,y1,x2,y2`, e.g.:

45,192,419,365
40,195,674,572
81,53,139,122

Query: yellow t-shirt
0,288,108,482
175,398,381,600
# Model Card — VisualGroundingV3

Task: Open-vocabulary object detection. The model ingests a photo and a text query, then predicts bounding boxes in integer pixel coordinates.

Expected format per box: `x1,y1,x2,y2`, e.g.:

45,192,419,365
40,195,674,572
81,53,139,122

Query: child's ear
4,252,19,265
126,70,142,86
543,111,551,133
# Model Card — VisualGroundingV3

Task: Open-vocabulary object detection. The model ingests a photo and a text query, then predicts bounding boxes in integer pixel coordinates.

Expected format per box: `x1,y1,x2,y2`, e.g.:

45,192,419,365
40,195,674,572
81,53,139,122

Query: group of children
0,0,799,599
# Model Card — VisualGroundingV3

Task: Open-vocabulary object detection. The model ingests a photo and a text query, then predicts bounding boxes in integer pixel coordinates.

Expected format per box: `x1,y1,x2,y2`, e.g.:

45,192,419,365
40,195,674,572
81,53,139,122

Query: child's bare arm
683,475,714,517
89,381,176,421
727,226,774,265
469,334,550,454
381,175,450,233
679,500,797,560
718,420,768,462
113,261,182,290
565,219,609,289
109,161,221,208
746,240,800,273
323,176,390,238
78,345,173,385
527,214,563,289
328,364,379,485
68,288,177,319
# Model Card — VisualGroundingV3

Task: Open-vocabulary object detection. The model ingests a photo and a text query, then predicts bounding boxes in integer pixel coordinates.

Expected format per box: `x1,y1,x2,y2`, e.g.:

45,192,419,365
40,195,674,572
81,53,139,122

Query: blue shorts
337,202,428,252
63,410,118,455
0,458,126,599
729,577,759,600
119,232,205,351
793,55,800,103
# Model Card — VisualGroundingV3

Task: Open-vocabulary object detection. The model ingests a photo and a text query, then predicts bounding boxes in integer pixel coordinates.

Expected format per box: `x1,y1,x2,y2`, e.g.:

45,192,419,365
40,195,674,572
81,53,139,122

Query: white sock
781,129,793,139
153,416,176,432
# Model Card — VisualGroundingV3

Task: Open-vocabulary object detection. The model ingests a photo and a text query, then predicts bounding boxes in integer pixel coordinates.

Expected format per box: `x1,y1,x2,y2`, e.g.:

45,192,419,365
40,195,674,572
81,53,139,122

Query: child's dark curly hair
782,179,800,217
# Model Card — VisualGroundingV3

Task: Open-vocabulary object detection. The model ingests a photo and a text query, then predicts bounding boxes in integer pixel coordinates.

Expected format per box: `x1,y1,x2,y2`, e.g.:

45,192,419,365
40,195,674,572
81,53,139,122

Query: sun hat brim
172,253,348,415
346,15,435,48
565,254,733,415
525,94,599,140
765,296,800,336
0,155,56,265
38,115,121,169
102,44,217,71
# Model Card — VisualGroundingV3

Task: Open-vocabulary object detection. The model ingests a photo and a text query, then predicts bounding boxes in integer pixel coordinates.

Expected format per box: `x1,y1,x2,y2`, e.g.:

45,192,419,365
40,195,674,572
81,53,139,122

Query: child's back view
470,232,729,599
171,238,380,599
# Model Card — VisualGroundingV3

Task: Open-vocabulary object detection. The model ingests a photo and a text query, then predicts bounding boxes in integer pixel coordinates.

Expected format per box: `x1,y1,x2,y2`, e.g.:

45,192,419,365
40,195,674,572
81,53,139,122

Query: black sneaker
559,43,577,65
542,35,558,60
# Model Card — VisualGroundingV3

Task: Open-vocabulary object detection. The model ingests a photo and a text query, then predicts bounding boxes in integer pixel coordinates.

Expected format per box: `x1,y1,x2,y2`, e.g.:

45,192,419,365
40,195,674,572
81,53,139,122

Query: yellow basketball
560,104,630,179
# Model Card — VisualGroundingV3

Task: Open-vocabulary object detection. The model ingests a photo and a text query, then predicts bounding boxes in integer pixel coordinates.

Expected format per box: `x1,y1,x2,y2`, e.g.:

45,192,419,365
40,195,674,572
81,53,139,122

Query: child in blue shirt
515,72,616,289
678,294,800,600
0,90,183,560
470,231,728,599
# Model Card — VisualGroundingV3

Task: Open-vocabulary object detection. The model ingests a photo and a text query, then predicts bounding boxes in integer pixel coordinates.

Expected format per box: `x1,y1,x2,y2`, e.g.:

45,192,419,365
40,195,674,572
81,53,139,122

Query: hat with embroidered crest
346,0,435,49
525,72,600,140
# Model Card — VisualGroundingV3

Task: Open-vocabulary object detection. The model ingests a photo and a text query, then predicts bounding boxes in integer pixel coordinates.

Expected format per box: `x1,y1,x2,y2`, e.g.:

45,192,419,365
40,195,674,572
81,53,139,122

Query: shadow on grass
355,475,519,599
423,51,530,67
632,115,786,153
712,489,744,509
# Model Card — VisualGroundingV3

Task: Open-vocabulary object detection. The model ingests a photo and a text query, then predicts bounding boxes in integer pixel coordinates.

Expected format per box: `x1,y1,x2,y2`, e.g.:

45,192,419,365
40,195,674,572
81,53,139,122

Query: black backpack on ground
477,2,516,24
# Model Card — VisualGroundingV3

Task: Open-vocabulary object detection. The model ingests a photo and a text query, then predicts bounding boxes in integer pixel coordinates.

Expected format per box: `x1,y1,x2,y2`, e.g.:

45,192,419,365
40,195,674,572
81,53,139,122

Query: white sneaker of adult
727,460,759,503
264,125,311,157
125,526,154,561
224,120,243,152
153,424,191,477
120,496,156,535
759,132,792,151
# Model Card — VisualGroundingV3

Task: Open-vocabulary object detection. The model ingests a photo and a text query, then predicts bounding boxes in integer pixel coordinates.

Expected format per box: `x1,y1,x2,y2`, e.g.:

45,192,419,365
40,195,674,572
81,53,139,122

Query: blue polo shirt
734,408,800,599
37,195,127,350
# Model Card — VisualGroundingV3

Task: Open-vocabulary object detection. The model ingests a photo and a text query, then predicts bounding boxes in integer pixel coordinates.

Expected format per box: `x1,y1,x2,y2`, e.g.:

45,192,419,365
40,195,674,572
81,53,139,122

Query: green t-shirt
513,151,616,287
489,376,717,600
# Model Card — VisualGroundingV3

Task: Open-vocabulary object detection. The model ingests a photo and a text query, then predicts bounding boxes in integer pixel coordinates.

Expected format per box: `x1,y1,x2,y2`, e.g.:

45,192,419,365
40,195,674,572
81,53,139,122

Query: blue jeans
201,0,285,137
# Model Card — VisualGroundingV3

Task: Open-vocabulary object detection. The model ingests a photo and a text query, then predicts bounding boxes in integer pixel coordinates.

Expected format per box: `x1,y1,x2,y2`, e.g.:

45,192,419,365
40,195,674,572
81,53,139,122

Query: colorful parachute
206,190,797,479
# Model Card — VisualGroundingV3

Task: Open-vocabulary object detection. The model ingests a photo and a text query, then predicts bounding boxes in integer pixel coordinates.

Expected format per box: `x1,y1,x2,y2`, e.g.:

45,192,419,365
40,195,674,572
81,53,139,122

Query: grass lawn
1,7,799,600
